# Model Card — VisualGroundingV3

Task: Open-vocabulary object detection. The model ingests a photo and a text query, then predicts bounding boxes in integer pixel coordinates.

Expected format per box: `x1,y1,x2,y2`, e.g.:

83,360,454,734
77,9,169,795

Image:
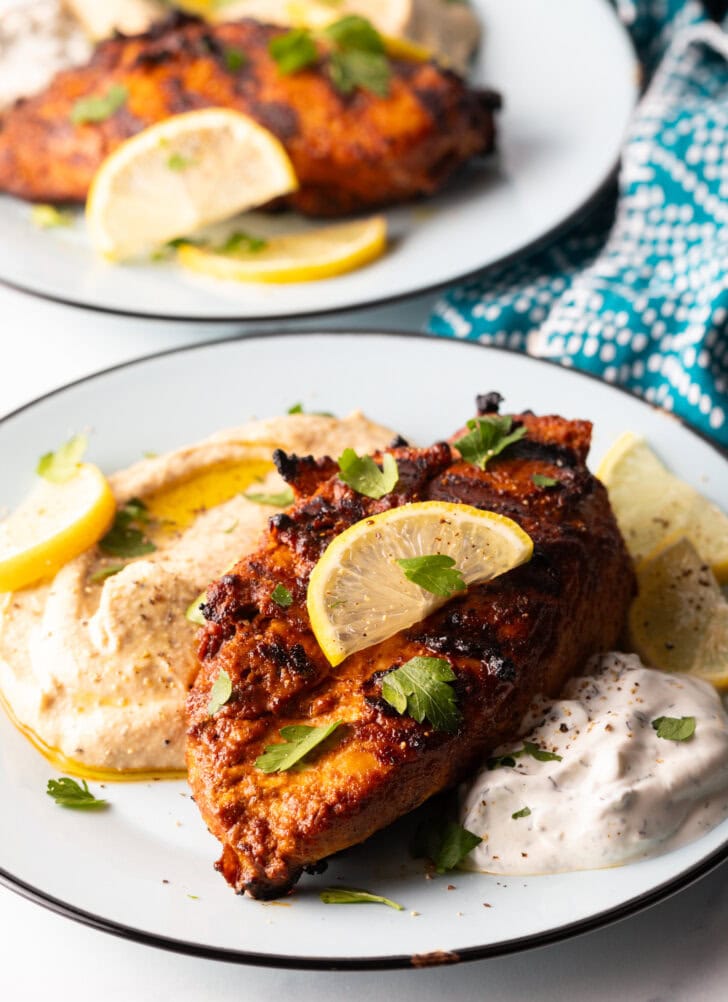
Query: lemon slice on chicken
0,465,115,592
177,216,387,283
307,501,533,666
597,432,728,583
86,109,298,260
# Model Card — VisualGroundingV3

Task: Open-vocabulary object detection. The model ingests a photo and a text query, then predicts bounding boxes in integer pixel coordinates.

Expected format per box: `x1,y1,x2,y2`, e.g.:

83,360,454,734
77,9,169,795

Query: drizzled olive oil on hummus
0,412,395,778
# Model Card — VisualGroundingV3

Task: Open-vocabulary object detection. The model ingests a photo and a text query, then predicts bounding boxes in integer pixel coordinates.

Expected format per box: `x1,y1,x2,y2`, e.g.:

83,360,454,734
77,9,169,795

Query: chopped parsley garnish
269,16,390,97
337,448,398,499
511,806,531,820
396,554,465,597
271,583,293,608
167,152,195,172
216,231,268,254
36,433,88,483
454,415,526,470
186,590,207,626
320,887,404,910
223,47,246,72
255,720,342,773
31,204,73,229
208,669,233,716
286,402,335,417
381,656,460,732
71,84,128,125
652,716,696,741
287,402,304,414
487,741,563,769
90,563,126,583
47,777,107,810
532,474,558,488
245,487,295,507
411,817,482,873
99,497,156,558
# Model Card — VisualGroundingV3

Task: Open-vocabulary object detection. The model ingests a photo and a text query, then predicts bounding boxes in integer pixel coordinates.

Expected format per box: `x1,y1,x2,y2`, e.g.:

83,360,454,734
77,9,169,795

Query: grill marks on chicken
186,411,635,899
0,15,499,215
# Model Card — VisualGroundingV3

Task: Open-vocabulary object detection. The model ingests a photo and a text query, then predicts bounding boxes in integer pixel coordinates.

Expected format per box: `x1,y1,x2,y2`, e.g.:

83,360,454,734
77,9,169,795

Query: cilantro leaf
287,402,304,414
37,433,88,483
337,448,399,499
381,656,460,732
71,84,128,125
167,152,195,172
208,669,233,716
396,554,465,597
271,583,293,607
216,231,267,254
286,402,335,417
31,204,73,229
411,817,482,873
255,720,342,773
47,777,107,810
186,590,207,626
99,498,156,558
90,563,126,583
487,740,562,769
245,487,295,507
223,47,246,72
329,49,390,97
269,29,319,75
511,806,531,820
532,474,558,488
320,887,404,910
323,15,386,53
454,416,526,470
652,716,696,741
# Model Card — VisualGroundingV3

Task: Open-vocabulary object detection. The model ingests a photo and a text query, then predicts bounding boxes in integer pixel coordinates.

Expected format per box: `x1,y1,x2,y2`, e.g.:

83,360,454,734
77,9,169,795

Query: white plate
0,332,727,969
0,0,637,321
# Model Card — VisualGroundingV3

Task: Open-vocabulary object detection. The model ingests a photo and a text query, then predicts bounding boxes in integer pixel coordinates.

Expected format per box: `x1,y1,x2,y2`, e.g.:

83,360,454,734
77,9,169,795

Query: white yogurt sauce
460,653,728,874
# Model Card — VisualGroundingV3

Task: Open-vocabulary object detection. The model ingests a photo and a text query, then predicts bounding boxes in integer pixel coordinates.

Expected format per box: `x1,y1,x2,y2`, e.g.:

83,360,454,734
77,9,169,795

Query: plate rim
0,0,638,322
1,328,726,970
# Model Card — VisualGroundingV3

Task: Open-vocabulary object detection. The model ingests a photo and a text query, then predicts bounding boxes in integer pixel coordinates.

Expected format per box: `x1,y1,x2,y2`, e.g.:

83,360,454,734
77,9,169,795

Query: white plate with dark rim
0,331,727,970
0,0,637,321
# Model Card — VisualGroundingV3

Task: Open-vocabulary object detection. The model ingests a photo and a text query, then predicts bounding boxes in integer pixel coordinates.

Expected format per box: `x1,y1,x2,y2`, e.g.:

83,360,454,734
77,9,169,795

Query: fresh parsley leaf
320,886,404,910
245,487,295,507
71,84,128,125
255,720,342,773
216,231,268,254
223,47,246,72
411,817,482,873
454,416,526,470
287,402,304,414
652,716,696,741
269,28,319,75
396,554,465,597
47,777,107,810
487,741,563,769
167,152,195,172
31,204,73,229
36,433,88,483
329,48,389,97
511,806,531,820
186,590,207,626
381,656,460,732
99,498,156,558
271,583,293,607
208,669,233,716
323,15,386,53
285,402,335,417
90,563,126,583
337,448,398,499
532,474,558,487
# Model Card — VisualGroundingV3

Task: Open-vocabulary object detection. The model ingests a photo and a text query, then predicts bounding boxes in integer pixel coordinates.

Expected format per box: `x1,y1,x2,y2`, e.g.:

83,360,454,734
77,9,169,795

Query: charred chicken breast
186,404,635,898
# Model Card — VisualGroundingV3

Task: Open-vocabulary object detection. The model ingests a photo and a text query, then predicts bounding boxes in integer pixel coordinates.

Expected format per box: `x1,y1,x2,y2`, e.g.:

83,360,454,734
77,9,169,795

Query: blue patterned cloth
428,1,728,448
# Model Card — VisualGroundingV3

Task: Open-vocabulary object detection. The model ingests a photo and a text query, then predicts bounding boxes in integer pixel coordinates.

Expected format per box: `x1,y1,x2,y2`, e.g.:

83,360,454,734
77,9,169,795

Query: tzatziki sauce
460,653,728,874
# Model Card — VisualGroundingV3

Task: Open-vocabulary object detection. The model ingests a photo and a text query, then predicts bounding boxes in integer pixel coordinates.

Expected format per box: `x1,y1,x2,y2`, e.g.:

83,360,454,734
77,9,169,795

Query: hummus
0,412,395,776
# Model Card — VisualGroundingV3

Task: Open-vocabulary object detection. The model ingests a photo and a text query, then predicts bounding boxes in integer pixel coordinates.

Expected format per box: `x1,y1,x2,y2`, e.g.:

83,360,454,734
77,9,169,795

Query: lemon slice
307,501,533,666
597,432,728,583
177,216,387,284
0,465,116,592
86,109,298,260
628,537,728,688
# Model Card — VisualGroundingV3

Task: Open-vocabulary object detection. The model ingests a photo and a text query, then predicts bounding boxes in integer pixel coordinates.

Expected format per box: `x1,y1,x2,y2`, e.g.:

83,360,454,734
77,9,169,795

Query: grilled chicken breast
186,403,635,898
0,14,499,216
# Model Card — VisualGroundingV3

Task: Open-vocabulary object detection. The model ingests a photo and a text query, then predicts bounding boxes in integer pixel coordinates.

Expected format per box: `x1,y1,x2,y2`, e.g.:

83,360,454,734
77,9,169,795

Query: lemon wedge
628,537,728,689
597,432,728,583
307,501,533,666
177,216,387,283
86,109,298,260
0,465,116,592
